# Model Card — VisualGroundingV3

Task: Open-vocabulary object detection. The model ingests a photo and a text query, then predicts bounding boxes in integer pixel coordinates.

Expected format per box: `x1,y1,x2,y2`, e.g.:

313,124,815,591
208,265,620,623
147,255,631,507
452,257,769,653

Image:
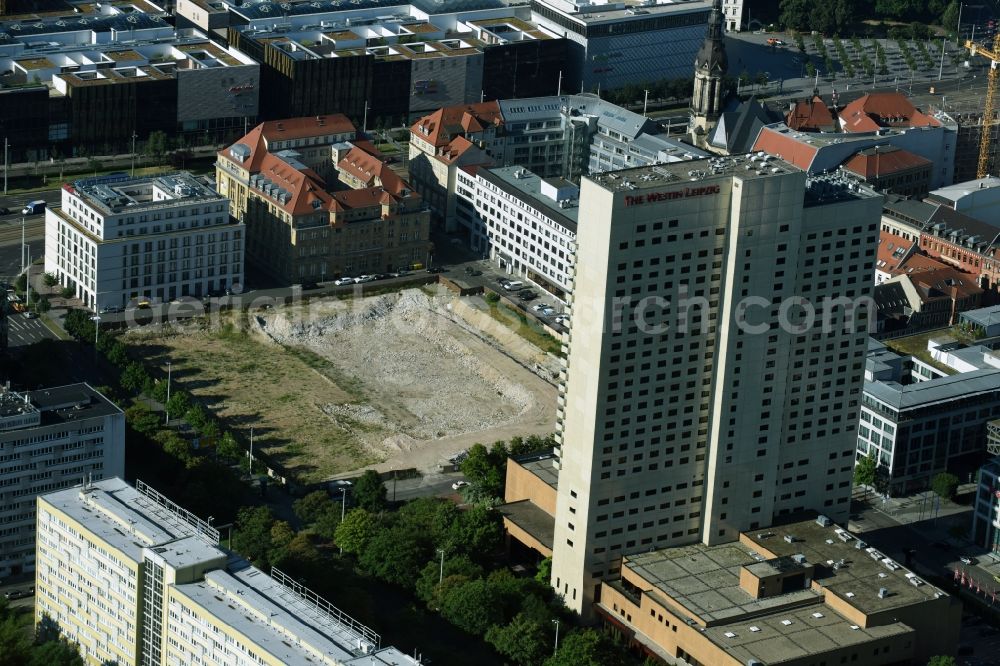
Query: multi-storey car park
0,383,123,580
45,172,245,310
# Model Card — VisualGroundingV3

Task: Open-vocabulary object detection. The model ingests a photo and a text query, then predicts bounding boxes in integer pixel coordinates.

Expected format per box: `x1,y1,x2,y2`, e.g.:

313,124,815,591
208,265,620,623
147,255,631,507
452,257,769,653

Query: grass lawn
882,326,979,376
123,315,380,482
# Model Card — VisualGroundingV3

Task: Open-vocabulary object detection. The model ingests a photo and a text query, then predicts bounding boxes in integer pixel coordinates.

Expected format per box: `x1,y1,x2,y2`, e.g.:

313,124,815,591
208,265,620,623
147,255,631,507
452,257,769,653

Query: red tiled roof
260,114,356,142
838,93,941,133
841,146,932,179
410,101,503,148
785,96,835,132
890,252,954,276
752,127,818,170
876,232,914,273
910,267,982,302
337,145,408,195
255,152,332,216
217,124,268,172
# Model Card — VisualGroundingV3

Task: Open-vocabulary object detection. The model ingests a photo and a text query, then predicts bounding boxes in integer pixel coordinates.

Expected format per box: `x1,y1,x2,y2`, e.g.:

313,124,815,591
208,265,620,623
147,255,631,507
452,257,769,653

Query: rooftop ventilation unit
783,534,796,544
816,515,832,527
878,587,889,598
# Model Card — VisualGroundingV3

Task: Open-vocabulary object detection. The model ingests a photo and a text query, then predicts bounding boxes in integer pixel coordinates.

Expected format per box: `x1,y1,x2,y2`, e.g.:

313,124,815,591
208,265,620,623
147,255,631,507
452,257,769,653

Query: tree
166,391,192,418
334,508,377,554
779,0,811,30
928,657,956,666
854,451,877,496
485,612,551,665
216,432,241,463
941,1,960,32
460,443,504,498
119,361,150,395
294,490,335,526
543,629,631,666
268,520,295,564
125,404,161,436
0,598,33,666
535,556,552,584
313,503,343,541
42,273,58,288
60,286,75,299
805,61,817,78
28,638,85,666
353,470,387,512
358,526,429,587
106,341,128,368
146,131,169,163
37,296,50,313
931,472,960,500
439,579,505,635
415,554,483,606
232,506,276,567
15,274,26,292
442,503,503,560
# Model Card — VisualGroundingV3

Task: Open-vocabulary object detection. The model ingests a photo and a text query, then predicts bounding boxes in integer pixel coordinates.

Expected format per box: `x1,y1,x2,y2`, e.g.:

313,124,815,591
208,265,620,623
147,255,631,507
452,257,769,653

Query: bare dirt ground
124,286,557,482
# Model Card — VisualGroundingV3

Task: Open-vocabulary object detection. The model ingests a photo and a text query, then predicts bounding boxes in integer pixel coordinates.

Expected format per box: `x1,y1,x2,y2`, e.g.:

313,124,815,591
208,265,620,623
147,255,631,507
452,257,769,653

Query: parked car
961,555,976,565
392,270,409,278
531,303,547,312
519,291,538,302
23,311,38,319
354,275,376,283
555,314,570,325
504,280,524,291
4,587,33,600
100,305,125,314
541,306,556,316
0,207,10,216
452,480,469,490
426,266,446,274
464,267,483,276
301,281,319,290
333,277,355,286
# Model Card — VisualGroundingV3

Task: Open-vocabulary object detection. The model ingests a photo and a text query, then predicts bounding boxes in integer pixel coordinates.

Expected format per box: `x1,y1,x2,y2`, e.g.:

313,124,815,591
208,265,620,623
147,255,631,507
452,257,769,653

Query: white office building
547,156,882,614
36,477,420,666
458,166,578,298
45,172,245,310
0,383,123,579
861,336,1000,494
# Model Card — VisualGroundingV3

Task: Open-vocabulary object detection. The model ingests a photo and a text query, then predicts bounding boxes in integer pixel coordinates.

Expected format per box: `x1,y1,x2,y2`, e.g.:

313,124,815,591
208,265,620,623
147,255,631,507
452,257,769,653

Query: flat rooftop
618,515,949,664
531,0,711,24
40,478,212,564
71,171,223,214
24,382,122,426
588,153,800,193
480,166,579,232
515,450,559,489
497,499,555,549
865,367,1000,410
173,565,378,665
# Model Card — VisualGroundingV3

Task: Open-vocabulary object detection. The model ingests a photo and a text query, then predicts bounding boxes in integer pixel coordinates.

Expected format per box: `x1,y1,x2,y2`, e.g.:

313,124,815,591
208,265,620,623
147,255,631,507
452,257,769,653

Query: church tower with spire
689,0,728,145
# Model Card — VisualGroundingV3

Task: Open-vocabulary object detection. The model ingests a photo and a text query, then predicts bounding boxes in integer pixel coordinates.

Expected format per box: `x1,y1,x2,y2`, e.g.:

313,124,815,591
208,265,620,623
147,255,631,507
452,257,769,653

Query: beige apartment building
35,477,418,666
517,155,883,615
217,117,430,282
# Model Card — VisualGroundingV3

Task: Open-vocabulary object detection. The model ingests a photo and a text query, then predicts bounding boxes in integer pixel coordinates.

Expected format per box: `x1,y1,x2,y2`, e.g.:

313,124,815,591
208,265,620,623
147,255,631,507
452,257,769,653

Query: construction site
123,286,559,483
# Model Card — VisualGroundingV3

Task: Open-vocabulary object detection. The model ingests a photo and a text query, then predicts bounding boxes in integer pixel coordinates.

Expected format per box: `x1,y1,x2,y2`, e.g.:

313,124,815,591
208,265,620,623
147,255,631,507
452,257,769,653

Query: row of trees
854,451,962,501
226,433,639,666
60,309,253,519
779,0,960,36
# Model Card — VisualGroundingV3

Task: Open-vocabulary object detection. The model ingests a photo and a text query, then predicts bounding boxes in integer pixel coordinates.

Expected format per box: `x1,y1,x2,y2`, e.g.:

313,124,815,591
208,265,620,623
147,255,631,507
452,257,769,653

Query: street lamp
90,315,101,347
552,619,560,656
437,549,445,586
131,132,138,178
164,360,172,425
339,486,348,555
643,89,649,117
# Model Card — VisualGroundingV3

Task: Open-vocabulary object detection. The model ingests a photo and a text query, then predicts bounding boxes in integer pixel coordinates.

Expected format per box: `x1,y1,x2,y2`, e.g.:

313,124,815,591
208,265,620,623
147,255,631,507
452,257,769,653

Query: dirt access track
124,286,558,482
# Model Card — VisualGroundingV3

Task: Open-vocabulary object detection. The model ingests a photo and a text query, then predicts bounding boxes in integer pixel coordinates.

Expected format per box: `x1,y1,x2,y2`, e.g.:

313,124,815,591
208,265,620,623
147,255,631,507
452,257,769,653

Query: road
6,312,57,348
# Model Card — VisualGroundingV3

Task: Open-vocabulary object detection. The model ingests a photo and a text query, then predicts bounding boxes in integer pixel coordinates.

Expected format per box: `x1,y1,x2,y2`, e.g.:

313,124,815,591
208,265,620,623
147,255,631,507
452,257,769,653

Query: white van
504,280,524,290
